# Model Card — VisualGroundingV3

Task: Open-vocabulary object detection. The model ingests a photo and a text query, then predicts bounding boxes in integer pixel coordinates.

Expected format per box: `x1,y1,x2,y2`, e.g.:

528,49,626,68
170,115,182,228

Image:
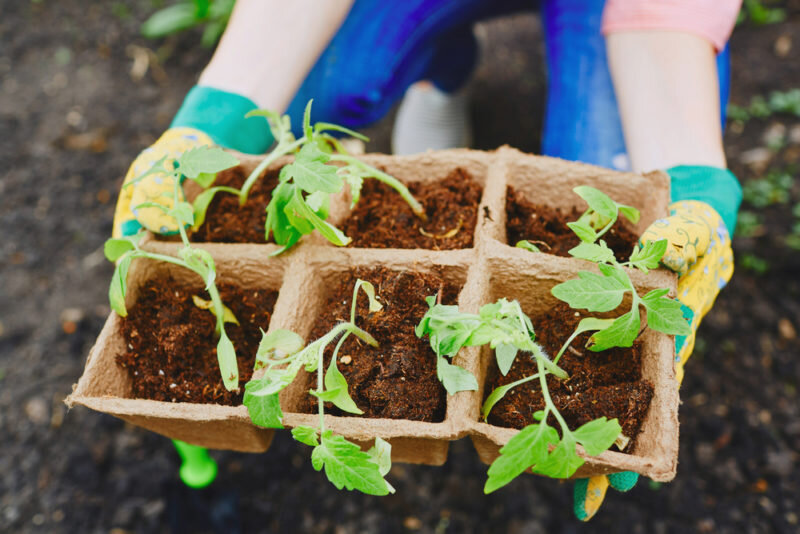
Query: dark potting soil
341,169,482,249
298,267,462,422
506,187,639,261
117,277,278,405
189,166,280,243
485,303,653,451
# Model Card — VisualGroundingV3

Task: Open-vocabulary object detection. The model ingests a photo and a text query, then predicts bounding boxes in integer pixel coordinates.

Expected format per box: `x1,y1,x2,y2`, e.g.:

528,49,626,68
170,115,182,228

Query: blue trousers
286,0,730,170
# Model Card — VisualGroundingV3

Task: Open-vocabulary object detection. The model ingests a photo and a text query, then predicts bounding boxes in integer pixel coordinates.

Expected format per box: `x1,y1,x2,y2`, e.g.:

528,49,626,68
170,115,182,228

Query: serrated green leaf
568,241,615,263
567,220,598,243
177,146,239,178
641,291,692,336
243,378,283,428
629,239,668,273
588,310,641,351
282,143,342,194
191,295,239,326
292,426,319,446
551,270,630,312
311,432,391,495
573,417,622,456
496,344,518,376
436,355,478,395
109,254,132,316
104,238,136,262
216,332,238,391
573,186,618,221
484,422,559,493
530,434,584,478
516,240,541,253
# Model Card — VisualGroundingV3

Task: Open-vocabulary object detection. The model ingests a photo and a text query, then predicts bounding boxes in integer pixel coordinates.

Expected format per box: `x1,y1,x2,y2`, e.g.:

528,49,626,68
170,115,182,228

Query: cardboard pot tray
68,146,679,480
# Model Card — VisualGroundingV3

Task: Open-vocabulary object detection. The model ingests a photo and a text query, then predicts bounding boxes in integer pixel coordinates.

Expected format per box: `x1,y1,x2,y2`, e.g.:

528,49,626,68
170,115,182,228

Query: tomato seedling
243,280,394,495
105,146,243,391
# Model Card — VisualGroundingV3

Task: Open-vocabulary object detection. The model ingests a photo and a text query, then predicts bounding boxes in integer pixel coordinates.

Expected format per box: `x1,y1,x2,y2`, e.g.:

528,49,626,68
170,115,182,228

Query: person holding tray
113,0,743,522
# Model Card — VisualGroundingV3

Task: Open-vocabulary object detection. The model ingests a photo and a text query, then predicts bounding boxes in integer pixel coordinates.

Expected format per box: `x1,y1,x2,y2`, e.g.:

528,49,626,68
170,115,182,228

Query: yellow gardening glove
112,127,215,238
639,199,734,383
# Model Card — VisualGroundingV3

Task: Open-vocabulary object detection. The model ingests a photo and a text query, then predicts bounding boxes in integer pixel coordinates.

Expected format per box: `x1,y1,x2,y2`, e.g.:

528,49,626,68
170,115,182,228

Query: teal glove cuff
171,86,274,154
667,165,742,237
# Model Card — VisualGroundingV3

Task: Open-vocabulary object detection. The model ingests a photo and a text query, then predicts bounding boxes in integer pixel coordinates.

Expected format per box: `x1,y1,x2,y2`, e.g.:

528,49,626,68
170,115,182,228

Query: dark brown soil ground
506,187,640,261
3,2,800,533
485,303,653,451
298,267,461,422
118,277,277,405
341,169,482,249
189,166,280,243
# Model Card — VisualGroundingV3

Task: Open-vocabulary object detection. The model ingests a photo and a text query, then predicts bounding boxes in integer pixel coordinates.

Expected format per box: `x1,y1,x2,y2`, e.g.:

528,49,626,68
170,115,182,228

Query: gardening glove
573,166,741,521
112,85,274,238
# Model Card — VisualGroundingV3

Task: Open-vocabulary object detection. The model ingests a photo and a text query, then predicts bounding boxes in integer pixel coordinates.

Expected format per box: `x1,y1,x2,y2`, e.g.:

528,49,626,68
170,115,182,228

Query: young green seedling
415,296,621,489
551,186,691,351
243,280,394,495
104,146,243,391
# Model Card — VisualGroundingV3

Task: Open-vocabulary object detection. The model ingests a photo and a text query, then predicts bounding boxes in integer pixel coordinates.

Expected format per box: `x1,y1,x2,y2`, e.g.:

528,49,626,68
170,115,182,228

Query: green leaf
573,186,618,221
285,189,351,246
256,329,305,364
169,201,195,227
572,417,622,456
302,100,314,143
104,238,136,262
314,122,369,142
292,426,319,446
177,146,239,179
216,332,238,391
320,357,363,414
629,239,668,273
179,247,216,285
191,186,239,230
436,355,478,395
568,241,615,263
266,182,303,246
191,295,239,326
366,437,393,477
481,382,517,420
515,240,541,253
311,431,391,495
618,204,641,225
191,172,216,189
243,378,283,428
496,344,518,376
567,220,598,243
282,143,342,194
530,434,584,479
641,290,692,336
354,280,383,313
588,310,641,351
484,422,559,493
109,254,132,316
551,270,630,312
141,3,198,38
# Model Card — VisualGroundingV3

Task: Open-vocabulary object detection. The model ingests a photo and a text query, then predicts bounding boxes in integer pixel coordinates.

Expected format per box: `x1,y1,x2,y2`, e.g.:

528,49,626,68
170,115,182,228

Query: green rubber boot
172,440,218,489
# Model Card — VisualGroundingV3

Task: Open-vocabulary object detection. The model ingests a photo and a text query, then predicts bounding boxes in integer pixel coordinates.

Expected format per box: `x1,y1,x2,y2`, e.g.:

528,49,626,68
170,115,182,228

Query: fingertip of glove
573,478,591,521
608,471,639,492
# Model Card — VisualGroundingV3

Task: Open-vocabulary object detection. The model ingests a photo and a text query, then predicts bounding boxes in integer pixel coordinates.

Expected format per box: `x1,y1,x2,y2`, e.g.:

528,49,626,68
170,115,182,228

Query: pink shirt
602,0,743,51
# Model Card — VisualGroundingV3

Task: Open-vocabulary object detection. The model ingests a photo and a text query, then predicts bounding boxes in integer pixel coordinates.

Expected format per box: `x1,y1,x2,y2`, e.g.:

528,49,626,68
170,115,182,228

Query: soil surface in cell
485,303,653,451
506,187,639,261
118,277,278,405
189,166,280,243
341,168,482,249
299,267,461,422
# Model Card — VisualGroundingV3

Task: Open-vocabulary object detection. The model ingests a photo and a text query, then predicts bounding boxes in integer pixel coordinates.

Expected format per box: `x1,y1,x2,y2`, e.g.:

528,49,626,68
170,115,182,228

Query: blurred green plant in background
141,0,235,47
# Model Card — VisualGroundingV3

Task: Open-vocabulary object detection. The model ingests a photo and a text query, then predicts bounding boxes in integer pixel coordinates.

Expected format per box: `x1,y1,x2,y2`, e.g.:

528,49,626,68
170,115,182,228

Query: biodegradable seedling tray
69,146,679,480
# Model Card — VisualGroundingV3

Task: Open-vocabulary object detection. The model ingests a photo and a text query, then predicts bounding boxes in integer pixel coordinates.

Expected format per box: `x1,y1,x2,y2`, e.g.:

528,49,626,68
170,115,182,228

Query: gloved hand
573,165,742,520
111,85,275,487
